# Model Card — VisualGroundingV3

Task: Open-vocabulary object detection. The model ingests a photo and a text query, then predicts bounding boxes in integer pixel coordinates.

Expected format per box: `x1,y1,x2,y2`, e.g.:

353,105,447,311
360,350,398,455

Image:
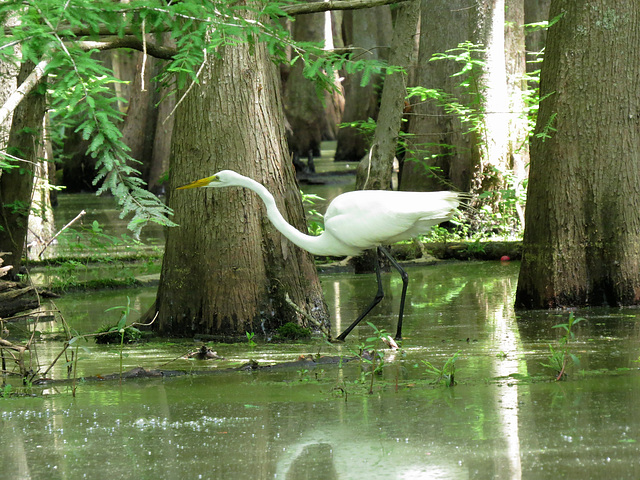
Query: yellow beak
176,175,217,190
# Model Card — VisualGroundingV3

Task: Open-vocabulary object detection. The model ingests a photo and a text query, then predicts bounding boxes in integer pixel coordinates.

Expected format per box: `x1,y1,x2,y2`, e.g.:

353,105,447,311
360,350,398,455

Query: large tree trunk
154,22,329,337
147,87,174,195
0,61,46,277
121,34,176,194
515,0,640,308
333,6,392,162
355,0,420,190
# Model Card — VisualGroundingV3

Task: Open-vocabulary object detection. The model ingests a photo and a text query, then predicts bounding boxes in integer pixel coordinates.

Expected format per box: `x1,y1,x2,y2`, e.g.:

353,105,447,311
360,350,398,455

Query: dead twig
284,293,330,337
38,209,86,257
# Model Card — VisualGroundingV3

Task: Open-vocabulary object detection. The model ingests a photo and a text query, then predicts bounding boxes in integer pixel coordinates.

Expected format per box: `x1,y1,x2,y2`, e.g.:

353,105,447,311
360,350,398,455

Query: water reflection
5,261,640,478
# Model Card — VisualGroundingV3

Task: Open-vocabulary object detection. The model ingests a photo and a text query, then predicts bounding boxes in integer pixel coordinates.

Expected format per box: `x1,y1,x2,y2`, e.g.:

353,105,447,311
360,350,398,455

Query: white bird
178,170,462,341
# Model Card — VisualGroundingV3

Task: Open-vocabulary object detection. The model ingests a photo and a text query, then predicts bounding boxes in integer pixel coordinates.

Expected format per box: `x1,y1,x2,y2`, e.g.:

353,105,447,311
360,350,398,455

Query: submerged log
33,355,357,386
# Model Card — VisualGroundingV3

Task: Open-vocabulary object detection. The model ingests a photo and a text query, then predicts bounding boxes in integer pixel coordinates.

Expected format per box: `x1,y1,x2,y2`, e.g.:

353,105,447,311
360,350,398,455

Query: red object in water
500,255,510,262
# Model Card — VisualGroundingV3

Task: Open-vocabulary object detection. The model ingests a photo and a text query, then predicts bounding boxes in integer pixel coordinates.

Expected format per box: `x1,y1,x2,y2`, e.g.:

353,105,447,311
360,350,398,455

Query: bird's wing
323,190,459,250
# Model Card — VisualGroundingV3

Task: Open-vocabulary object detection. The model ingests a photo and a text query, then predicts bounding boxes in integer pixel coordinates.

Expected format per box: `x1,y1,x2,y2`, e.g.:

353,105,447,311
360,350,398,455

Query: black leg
335,247,385,341
378,245,409,340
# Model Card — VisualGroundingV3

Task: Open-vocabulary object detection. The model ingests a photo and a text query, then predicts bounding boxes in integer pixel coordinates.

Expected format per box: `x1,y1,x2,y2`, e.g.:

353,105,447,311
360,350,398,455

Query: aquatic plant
421,350,460,387
103,297,138,384
541,312,584,381
297,368,311,383
0,384,12,398
276,322,312,340
94,324,142,344
351,322,394,394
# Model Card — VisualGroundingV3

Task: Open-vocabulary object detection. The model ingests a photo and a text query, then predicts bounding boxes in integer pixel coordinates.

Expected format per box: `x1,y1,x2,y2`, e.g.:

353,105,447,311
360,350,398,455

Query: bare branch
38,209,86,258
282,0,410,15
75,36,176,59
0,58,48,126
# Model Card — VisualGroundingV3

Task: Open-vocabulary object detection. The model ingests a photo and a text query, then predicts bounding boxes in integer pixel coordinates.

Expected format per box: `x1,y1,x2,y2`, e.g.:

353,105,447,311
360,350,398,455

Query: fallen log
0,282,58,318
32,355,358,386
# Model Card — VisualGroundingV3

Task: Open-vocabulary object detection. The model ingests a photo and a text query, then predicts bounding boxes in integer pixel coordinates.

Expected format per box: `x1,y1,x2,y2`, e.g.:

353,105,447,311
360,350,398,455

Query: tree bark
120,52,160,186
323,10,346,141
333,5,392,162
401,0,478,192
355,0,420,190
26,117,55,261
147,86,174,195
516,0,640,308
524,0,551,74
401,0,528,235
283,6,328,161
154,18,329,337
505,0,529,227
0,60,46,277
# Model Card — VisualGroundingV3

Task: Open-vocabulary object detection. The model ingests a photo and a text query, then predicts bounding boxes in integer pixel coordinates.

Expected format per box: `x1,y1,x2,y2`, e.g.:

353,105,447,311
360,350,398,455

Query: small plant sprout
540,312,585,381
297,368,311,383
422,351,460,387
350,322,398,394
246,331,257,347
104,297,138,383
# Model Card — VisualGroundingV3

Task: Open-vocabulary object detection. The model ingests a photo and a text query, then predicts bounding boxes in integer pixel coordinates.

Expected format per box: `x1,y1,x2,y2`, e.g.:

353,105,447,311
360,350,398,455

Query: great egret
178,170,461,341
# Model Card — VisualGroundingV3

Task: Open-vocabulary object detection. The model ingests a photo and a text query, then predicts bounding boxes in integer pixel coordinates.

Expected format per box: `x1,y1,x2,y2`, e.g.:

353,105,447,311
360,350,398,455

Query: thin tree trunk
505,0,529,227
524,0,551,74
0,60,46,277
323,10,345,141
355,0,420,190
26,114,54,260
283,5,327,160
334,5,392,162
401,0,478,192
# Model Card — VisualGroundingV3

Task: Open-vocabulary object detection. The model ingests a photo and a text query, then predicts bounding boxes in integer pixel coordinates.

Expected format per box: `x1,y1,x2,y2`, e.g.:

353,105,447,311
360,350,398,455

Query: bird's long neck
240,176,329,255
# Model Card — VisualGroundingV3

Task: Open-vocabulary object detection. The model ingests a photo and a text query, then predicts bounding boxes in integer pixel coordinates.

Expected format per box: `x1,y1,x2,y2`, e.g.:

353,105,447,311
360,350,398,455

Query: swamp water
3,261,640,479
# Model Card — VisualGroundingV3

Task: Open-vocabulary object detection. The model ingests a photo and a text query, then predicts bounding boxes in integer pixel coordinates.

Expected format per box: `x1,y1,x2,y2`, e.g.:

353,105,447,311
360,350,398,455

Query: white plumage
323,189,461,253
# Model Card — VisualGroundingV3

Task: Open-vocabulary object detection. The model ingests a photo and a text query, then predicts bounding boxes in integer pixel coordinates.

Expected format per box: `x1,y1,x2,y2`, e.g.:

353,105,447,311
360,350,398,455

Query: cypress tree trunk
283,6,327,161
334,6,392,162
355,0,420,191
402,0,527,235
154,25,329,337
516,0,640,308
524,0,551,75
401,0,480,192
0,61,46,277
120,52,159,187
